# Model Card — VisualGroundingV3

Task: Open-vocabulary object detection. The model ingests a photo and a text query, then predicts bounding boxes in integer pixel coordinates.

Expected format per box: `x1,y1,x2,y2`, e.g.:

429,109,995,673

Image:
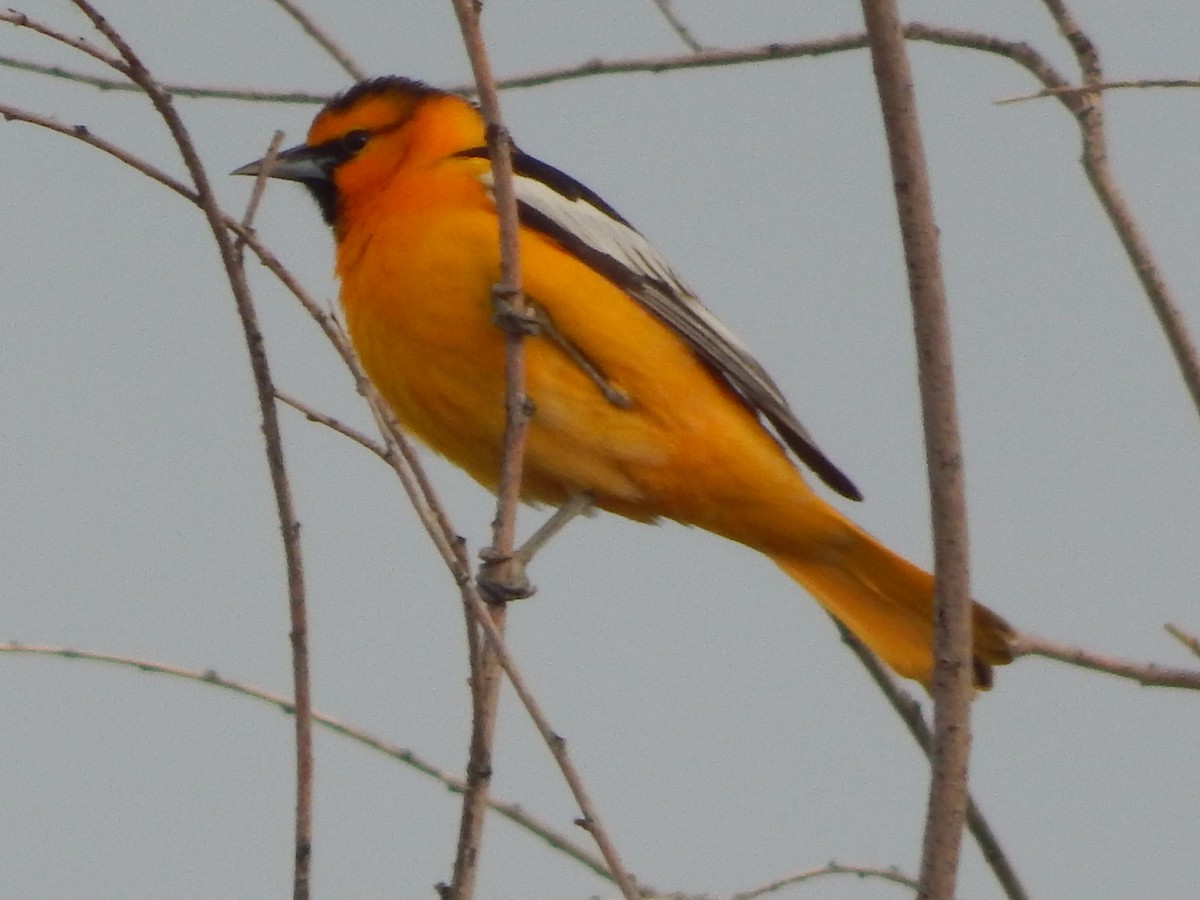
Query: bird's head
233,77,484,227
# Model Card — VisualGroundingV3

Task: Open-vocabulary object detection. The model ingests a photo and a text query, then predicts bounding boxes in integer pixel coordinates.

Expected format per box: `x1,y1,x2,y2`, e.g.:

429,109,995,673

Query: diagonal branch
1034,0,1200,421
648,0,704,52
835,622,1029,900
268,0,365,80
0,642,620,886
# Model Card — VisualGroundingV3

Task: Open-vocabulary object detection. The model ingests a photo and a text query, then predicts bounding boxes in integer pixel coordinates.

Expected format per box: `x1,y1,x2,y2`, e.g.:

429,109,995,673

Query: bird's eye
342,129,371,154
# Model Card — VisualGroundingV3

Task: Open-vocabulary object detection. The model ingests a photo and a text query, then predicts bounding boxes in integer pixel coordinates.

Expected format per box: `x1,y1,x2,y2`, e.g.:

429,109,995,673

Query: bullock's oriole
235,77,1014,687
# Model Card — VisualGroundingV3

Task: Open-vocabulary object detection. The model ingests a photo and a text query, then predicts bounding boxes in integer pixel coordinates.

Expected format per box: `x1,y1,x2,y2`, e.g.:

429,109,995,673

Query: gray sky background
3,2,1198,898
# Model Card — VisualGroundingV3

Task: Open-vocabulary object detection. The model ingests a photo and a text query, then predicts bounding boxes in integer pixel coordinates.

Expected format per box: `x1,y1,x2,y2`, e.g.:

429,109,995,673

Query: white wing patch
509,174,687,291
499,172,772,385
474,166,861,500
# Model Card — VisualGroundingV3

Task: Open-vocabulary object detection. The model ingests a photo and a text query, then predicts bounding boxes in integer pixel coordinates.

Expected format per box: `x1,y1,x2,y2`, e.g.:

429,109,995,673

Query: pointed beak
231,142,330,182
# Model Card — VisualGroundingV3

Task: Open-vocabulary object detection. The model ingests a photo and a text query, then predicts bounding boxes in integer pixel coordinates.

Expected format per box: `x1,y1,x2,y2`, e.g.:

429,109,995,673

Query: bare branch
860,4,975,898
998,77,1200,104
64,3,315,895
1034,0,1200,421
267,0,365,80
1165,624,1200,661
0,9,127,72
237,131,285,235
455,571,645,900
0,24,1070,106
445,3,529,896
274,389,391,460
835,622,1030,900
1015,633,1200,689
0,54,331,103
732,862,919,899
648,0,705,52
0,642,618,886
0,102,198,201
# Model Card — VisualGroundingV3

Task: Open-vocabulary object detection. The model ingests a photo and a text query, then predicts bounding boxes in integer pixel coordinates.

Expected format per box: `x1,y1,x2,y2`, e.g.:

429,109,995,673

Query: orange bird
236,77,1014,687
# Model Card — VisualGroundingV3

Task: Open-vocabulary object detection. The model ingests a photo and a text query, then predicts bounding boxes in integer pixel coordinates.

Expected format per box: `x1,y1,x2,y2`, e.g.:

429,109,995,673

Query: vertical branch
858,3,974,899
451,3,530,571
65,4,314,898
446,3,530,899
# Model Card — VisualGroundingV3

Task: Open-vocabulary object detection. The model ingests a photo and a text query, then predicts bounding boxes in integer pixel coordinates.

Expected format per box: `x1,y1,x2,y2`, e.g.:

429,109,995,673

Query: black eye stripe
319,129,371,167
343,129,370,152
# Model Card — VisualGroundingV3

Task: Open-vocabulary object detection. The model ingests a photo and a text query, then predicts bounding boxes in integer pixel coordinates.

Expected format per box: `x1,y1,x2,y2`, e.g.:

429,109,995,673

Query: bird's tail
770,523,1015,689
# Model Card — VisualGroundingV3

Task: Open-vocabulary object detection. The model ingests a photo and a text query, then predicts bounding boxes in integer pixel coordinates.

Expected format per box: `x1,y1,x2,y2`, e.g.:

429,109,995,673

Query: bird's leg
514,492,595,566
529,306,633,409
477,493,595,602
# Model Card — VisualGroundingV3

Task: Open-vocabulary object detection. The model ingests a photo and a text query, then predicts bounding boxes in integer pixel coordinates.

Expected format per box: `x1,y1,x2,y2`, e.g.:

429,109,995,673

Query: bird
235,76,1014,688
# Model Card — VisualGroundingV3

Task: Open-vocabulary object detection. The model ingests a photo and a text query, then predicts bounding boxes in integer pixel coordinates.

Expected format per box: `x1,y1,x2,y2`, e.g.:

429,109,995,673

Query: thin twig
732,862,919,899
0,642,619,885
458,573,645,900
998,77,1200,104
0,55,330,102
237,130,285,237
0,24,1066,105
1036,0,1200,421
273,389,391,460
1015,633,1200,689
0,103,200,201
648,0,704,52
268,0,365,80
1165,624,1200,660
0,10,127,71
65,4,315,897
860,4,974,898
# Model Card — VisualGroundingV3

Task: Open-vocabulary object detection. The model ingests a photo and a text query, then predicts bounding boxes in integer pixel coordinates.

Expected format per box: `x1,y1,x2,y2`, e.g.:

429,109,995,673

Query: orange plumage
237,77,1014,687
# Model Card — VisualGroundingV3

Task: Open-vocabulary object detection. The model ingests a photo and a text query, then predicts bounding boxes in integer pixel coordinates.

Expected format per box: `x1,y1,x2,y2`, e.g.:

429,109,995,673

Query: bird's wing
462,147,862,501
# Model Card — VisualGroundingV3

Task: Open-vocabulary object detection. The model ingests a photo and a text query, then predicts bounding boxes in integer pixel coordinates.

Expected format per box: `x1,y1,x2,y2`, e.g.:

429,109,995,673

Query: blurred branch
860,3,975,898
269,0,365,80
0,55,331,101
999,77,1200,103
1165,624,1200,660
2,23,1070,104
835,622,1029,900
648,0,704,51
732,862,918,899
1015,633,1200,689
0,642,619,886
0,9,126,70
